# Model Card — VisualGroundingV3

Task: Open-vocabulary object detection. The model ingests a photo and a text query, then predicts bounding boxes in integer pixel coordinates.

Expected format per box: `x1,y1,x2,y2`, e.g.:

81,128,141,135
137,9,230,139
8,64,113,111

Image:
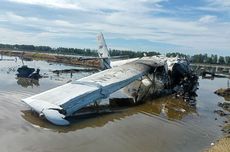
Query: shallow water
0,56,228,152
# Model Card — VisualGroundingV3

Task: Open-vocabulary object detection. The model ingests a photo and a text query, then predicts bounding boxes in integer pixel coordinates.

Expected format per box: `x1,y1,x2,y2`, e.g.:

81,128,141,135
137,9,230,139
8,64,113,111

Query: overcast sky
0,0,229,55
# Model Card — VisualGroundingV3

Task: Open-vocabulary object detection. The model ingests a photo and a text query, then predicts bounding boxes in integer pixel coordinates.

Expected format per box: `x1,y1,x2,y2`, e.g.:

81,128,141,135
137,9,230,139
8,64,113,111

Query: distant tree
218,56,225,65
213,55,218,64
166,52,187,58
191,54,203,63
225,56,230,65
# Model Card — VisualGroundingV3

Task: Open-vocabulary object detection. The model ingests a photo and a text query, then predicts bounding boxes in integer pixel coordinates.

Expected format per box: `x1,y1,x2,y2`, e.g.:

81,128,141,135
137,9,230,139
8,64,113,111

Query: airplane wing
22,57,165,125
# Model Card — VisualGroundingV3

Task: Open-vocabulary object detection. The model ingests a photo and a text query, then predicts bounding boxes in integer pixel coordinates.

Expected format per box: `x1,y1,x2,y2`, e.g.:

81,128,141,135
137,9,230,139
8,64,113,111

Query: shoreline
206,88,230,152
0,49,100,68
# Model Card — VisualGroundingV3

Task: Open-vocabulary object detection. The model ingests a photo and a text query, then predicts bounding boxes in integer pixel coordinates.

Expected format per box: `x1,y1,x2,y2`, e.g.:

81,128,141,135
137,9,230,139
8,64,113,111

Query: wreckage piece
164,56,199,106
17,65,35,78
16,65,42,79
22,57,165,125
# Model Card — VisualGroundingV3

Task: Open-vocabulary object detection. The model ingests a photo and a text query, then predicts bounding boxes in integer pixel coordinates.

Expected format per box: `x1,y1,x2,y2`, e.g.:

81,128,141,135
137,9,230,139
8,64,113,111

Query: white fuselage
110,58,139,67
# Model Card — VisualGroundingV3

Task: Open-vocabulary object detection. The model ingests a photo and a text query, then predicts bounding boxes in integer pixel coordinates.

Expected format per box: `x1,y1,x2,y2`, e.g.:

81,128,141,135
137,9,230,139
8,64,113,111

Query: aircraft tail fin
97,32,111,70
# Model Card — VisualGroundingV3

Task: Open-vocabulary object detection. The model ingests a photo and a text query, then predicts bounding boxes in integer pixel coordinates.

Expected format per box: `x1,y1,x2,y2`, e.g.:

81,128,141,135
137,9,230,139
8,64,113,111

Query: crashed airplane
22,33,198,125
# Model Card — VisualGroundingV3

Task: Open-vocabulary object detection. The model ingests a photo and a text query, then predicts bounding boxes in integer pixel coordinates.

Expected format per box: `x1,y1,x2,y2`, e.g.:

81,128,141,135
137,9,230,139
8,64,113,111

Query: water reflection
21,95,196,133
142,96,197,120
21,110,126,133
16,77,40,88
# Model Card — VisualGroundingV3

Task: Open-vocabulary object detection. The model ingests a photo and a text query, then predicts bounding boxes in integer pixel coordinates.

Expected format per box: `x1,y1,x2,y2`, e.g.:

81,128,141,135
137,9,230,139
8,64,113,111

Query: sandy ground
206,137,230,152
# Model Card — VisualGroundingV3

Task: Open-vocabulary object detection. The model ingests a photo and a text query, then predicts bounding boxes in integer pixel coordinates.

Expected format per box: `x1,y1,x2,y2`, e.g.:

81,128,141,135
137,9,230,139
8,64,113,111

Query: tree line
166,52,230,65
0,43,229,65
0,43,160,58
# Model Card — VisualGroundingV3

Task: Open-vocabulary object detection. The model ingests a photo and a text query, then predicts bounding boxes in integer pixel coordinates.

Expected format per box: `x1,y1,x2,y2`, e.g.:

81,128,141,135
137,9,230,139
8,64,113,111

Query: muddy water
0,56,228,152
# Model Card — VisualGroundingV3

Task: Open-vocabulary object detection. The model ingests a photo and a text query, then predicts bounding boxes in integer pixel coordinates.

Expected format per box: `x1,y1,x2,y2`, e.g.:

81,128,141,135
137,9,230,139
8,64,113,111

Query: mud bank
214,88,230,135
215,88,230,101
0,49,100,68
206,87,230,152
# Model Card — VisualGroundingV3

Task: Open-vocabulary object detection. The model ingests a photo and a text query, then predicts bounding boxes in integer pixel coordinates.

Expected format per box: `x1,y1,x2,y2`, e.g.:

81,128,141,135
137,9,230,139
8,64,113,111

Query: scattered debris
172,73,199,106
214,110,228,116
218,102,230,112
221,125,230,135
